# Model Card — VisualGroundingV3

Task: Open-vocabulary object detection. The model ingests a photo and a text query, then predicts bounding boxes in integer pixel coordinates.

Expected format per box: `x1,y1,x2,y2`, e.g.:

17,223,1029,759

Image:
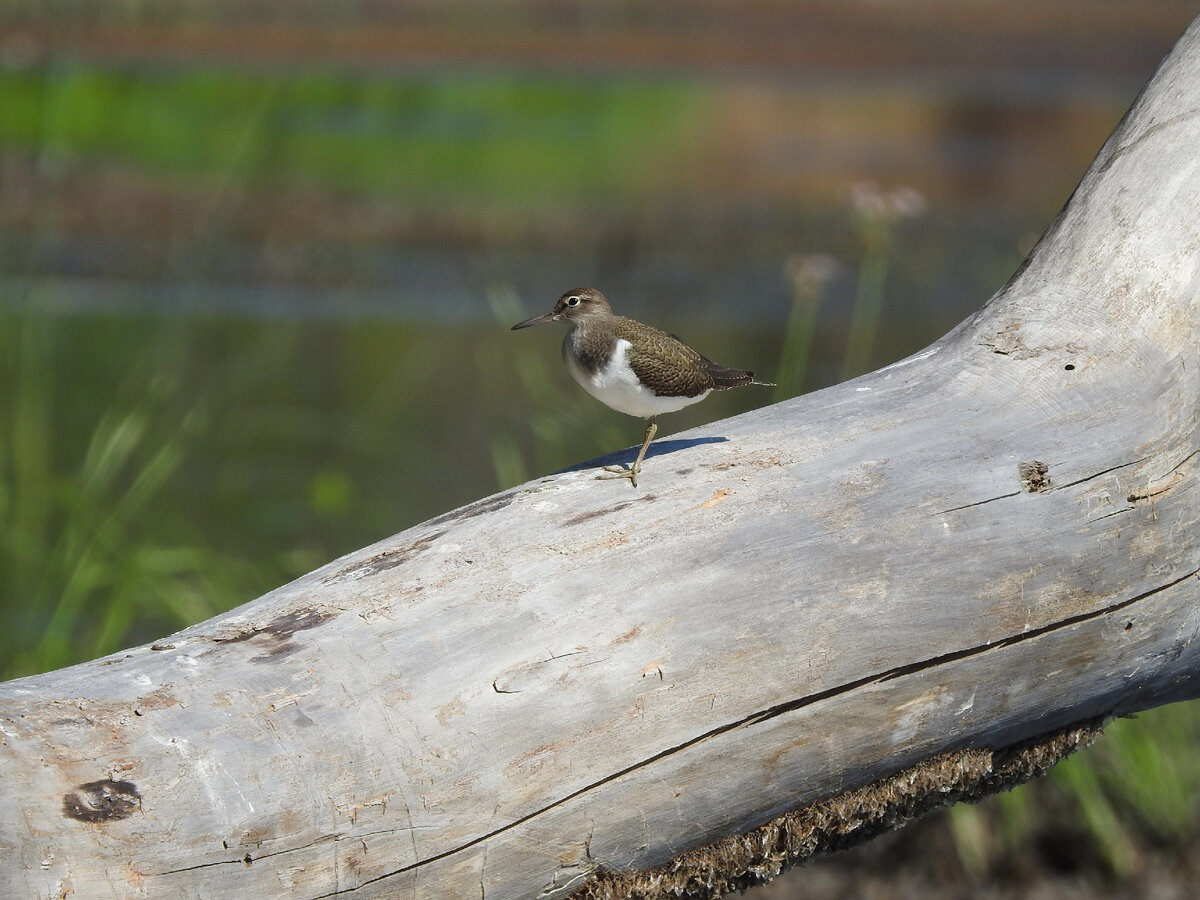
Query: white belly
564,338,710,418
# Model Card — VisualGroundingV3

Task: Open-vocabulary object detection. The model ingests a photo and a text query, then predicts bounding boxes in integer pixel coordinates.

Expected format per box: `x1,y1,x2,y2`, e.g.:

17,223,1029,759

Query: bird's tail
704,361,775,389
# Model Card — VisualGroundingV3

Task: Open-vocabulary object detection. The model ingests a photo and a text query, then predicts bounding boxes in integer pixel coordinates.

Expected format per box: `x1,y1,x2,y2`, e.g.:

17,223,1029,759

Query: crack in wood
155,856,258,877
1127,451,1193,502
938,456,1150,515
1086,507,1134,524
1128,480,1180,502
879,568,1198,680
937,491,1020,514
1052,457,1148,490
1161,446,1200,476
316,567,1200,897
152,832,345,878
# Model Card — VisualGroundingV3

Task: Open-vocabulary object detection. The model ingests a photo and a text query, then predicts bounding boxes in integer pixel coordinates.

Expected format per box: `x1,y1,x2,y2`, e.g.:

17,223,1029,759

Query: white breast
564,337,710,418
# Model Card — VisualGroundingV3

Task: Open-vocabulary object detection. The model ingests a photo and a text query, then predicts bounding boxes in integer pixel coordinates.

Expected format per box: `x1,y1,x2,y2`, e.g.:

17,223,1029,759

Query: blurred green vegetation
944,705,1200,883
0,63,700,203
1,307,270,676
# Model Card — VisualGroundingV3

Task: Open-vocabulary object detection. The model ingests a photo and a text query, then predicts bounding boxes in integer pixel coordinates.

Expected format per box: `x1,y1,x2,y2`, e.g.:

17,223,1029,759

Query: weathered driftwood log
4,17,1200,900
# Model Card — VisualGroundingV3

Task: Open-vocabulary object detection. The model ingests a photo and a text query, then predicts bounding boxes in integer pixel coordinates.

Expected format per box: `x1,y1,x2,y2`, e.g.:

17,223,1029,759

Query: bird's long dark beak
511,311,558,330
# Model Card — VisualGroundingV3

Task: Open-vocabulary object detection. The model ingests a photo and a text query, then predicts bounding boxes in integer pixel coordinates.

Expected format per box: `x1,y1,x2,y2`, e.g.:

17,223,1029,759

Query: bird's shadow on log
560,436,728,474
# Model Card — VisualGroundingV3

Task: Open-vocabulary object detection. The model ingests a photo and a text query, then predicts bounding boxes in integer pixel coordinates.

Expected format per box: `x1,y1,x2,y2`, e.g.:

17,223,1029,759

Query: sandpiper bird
512,288,773,487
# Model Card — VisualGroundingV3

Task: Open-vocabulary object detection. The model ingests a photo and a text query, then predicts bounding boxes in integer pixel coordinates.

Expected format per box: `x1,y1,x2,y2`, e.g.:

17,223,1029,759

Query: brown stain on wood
612,626,643,645
213,609,332,663
689,489,731,511
132,686,180,716
332,530,447,581
435,695,467,726
504,741,571,778
562,502,635,527
426,492,516,527
62,779,141,823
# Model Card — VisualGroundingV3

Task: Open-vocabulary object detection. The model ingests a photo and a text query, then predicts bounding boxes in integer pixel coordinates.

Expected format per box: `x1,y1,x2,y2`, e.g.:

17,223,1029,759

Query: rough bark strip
572,720,1105,899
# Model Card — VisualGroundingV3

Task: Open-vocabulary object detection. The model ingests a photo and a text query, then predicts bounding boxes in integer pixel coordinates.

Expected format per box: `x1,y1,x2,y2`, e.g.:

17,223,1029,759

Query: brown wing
614,318,755,397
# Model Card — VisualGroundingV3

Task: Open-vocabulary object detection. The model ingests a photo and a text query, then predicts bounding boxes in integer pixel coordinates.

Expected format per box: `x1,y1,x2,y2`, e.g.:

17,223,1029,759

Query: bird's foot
597,464,640,488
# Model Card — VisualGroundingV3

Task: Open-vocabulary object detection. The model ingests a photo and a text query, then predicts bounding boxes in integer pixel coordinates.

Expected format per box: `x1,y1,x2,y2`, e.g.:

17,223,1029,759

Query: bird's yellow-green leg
600,417,657,488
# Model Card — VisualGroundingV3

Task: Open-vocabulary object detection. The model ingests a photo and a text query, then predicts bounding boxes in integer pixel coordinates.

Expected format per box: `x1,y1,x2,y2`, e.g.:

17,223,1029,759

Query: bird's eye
566,296,580,307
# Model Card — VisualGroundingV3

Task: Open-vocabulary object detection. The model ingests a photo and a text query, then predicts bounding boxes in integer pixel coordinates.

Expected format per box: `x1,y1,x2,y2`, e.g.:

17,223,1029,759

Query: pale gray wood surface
3,16,1200,900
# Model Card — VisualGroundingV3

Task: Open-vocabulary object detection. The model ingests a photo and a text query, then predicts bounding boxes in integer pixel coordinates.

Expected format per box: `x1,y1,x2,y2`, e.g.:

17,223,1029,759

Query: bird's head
511,288,612,330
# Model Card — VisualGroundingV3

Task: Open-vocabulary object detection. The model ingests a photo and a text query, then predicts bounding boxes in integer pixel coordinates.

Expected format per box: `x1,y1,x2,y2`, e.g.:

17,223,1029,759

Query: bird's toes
597,465,638,487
